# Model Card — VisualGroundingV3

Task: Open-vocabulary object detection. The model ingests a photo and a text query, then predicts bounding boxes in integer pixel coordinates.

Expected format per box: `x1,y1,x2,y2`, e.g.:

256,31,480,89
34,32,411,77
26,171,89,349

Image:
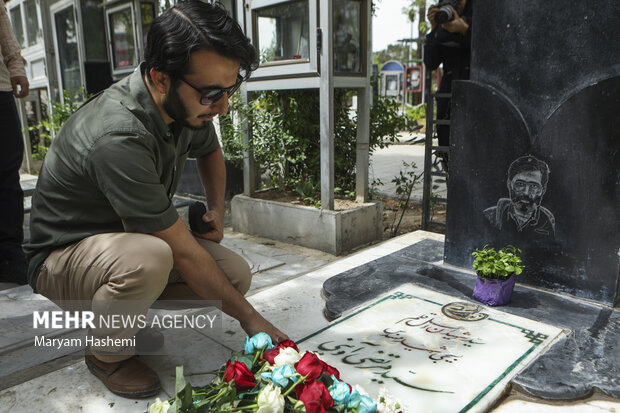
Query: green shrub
295,177,320,206
472,245,524,280
388,161,423,237
220,89,413,198
28,88,90,161
405,103,426,123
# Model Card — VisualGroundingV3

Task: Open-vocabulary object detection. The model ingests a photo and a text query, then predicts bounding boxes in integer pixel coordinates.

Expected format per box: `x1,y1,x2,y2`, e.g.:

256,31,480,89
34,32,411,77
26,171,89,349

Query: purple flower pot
472,273,517,306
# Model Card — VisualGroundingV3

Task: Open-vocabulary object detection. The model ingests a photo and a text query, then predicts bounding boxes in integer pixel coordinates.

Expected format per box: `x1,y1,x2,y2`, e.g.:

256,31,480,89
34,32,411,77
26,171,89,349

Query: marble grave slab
299,284,566,413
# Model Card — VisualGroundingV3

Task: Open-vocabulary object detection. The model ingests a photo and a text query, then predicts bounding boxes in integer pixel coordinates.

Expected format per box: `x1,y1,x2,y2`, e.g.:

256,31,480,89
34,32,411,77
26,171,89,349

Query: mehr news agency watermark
31,301,222,352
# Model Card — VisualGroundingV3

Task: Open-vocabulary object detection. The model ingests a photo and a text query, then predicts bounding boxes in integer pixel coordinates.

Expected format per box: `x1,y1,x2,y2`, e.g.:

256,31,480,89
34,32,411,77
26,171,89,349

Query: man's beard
510,191,542,218
162,83,210,131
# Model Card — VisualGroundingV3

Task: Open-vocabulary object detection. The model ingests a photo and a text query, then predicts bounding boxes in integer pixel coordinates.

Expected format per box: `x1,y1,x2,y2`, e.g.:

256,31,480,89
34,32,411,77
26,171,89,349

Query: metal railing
421,69,450,230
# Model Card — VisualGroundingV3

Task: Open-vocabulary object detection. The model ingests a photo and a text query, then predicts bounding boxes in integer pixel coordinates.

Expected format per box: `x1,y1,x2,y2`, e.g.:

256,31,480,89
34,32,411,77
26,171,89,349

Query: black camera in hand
435,0,459,24
188,201,213,233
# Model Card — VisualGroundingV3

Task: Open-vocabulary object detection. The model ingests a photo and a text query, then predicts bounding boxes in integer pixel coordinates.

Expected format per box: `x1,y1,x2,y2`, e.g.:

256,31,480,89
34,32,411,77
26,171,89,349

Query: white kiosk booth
379,60,404,99
241,0,371,207
232,0,382,254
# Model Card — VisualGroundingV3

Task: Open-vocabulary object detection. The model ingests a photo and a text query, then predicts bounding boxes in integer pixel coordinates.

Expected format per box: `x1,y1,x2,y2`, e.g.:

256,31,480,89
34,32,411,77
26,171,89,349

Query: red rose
223,360,257,390
263,347,281,364
298,380,334,413
277,340,299,351
320,360,340,380
263,340,300,365
294,352,324,381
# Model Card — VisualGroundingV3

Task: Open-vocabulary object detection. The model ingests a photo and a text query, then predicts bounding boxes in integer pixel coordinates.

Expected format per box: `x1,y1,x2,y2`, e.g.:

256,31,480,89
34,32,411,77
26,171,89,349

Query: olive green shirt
25,65,219,289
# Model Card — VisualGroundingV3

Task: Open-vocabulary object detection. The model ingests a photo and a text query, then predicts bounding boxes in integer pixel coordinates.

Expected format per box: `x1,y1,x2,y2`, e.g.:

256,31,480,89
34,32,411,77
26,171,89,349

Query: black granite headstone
321,239,620,400
445,0,620,306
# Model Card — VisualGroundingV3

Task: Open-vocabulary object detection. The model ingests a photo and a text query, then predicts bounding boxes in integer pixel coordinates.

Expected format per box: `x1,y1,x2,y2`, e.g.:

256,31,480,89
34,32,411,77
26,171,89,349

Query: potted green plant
471,245,524,306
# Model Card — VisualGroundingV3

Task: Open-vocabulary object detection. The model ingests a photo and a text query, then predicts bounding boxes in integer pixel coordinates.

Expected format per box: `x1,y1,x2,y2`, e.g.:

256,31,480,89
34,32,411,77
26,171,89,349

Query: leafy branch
389,161,423,237
28,88,91,161
472,245,524,280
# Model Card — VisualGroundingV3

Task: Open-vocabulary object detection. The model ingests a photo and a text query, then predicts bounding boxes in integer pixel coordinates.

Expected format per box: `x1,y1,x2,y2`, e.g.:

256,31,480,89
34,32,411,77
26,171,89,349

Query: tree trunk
417,1,426,60
414,1,427,105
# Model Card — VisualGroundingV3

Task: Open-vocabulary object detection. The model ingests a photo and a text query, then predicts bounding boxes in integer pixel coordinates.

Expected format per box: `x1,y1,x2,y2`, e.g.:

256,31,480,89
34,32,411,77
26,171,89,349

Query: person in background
424,0,472,171
0,0,29,284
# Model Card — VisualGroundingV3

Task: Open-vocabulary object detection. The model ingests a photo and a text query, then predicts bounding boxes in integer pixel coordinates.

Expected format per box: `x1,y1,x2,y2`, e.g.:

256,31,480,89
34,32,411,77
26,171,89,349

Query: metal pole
409,16,413,106
402,72,406,113
356,87,370,203
421,68,434,230
355,0,372,203
319,0,334,210
421,43,426,105
241,85,255,196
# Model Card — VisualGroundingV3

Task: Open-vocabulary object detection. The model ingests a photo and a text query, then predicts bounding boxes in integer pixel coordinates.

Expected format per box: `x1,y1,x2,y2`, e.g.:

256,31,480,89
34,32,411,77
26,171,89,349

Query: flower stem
183,370,220,377
253,346,267,367
282,373,308,397
215,403,259,412
254,362,271,376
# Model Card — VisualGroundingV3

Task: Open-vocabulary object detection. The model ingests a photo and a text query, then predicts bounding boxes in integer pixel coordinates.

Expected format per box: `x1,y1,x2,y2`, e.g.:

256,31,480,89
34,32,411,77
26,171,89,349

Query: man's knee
139,236,173,289
229,258,252,295
111,235,173,297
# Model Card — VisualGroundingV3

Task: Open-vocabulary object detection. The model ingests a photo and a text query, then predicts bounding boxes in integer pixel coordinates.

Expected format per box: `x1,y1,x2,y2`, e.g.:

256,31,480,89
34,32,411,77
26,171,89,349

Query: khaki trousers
36,232,251,362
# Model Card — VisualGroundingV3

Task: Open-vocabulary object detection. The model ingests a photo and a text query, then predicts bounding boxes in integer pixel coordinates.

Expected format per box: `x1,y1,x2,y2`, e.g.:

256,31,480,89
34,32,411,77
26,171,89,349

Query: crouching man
25,1,287,398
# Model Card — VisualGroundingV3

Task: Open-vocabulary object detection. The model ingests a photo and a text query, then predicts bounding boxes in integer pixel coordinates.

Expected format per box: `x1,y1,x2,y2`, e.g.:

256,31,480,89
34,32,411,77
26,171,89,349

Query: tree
373,43,410,69
373,1,429,69
403,0,429,59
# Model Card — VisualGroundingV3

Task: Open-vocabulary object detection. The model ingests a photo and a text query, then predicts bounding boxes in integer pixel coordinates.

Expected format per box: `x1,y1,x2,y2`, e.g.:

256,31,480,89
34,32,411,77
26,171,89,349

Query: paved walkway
370,132,447,202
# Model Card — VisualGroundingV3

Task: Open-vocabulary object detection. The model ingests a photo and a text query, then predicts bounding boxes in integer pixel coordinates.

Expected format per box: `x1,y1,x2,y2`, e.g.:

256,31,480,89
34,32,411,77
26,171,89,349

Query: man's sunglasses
180,75,244,105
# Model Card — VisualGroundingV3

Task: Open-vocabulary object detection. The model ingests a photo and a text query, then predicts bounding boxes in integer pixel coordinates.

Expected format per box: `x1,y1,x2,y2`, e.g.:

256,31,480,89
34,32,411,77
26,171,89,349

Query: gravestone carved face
509,170,544,218
482,156,555,237
443,0,619,306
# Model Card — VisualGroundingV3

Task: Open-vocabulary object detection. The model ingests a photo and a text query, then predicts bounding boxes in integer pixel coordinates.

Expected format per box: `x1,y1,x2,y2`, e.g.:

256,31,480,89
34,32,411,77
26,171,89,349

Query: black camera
434,0,458,24
188,201,213,233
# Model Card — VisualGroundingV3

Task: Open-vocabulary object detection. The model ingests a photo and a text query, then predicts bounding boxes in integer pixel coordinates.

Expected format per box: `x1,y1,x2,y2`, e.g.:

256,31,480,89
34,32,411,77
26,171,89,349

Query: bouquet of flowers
149,333,403,413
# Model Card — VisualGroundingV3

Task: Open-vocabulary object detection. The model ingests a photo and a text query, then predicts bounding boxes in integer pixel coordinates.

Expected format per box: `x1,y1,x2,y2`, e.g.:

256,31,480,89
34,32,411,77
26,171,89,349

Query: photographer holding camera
424,0,473,170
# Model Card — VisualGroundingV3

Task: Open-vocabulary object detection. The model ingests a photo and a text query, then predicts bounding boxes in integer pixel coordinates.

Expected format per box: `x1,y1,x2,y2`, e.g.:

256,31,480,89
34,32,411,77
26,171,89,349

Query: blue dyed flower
357,395,377,413
327,375,351,405
260,365,296,388
347,388,361,409
243,332,274,354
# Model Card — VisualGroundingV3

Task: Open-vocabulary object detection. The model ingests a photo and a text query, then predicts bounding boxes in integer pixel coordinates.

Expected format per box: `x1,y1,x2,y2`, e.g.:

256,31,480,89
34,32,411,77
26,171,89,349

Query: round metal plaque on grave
441,302,489,322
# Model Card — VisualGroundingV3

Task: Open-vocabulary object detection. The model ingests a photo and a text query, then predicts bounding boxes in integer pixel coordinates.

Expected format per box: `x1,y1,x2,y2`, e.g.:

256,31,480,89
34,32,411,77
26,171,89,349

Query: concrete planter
231,195,383,255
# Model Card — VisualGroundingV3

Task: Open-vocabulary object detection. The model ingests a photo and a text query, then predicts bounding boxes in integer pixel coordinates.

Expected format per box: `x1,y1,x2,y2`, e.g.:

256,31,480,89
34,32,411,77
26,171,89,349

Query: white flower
273,348,305,367
376,387,406,413
257,383,285,413
148,398,171,413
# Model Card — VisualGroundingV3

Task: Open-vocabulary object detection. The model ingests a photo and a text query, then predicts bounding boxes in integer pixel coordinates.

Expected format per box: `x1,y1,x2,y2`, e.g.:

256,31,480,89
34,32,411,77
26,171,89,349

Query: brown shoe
85,355,161,398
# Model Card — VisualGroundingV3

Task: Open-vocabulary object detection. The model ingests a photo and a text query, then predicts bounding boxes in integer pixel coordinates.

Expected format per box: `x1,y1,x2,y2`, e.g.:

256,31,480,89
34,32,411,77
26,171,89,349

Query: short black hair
507,155,550,188
145,1,258,83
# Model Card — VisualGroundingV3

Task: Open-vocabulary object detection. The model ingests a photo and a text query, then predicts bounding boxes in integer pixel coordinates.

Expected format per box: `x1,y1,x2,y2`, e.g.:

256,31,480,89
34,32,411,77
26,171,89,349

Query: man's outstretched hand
240,311,290,345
